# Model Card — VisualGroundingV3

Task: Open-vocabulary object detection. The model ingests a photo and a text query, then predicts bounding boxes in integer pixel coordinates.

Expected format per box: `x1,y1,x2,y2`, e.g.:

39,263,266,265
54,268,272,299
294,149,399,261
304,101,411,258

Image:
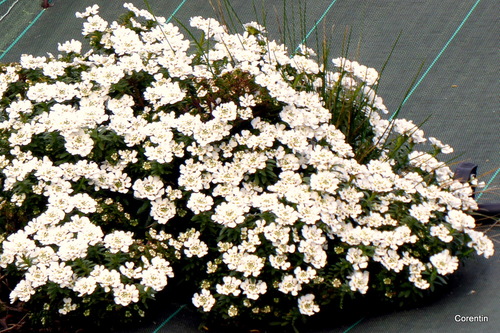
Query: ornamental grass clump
0,3,495,330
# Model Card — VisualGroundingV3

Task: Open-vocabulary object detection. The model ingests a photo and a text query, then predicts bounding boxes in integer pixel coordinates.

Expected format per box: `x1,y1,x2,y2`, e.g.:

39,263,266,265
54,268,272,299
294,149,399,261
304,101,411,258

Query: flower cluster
0,3,494,328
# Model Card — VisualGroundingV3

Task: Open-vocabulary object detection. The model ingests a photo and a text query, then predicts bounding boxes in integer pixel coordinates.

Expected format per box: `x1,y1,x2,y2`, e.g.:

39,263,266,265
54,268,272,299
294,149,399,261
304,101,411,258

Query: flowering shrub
0,3,495,329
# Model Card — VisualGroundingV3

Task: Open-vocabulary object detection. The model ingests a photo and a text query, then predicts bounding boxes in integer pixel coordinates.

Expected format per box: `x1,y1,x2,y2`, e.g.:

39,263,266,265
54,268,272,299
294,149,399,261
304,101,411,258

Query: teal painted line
477,166,500,200
342,317,365,333
0,9,45,60
0,0,9,6
390,0,481,119
294,0,339,53
152,304,186,333
167,0,188,23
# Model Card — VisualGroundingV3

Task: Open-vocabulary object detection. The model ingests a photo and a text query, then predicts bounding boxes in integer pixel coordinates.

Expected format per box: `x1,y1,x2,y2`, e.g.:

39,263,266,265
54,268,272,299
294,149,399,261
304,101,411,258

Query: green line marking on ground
294,0,339,53
167,0,188,23
386,0,499,194
342,317,365,333
477,167,500,200
0,8,46,60
152,304,187,333
390,0,482,119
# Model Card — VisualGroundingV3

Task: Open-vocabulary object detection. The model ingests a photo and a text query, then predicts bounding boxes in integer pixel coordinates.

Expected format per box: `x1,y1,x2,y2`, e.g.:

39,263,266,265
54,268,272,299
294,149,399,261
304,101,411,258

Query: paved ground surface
0,1,498,332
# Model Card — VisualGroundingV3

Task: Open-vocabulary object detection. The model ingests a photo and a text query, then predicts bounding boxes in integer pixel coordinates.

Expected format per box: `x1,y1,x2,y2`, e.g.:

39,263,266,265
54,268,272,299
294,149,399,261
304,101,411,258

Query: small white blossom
298,294,320,316
192,289,216,312
132,176,165,201
103,231,135,253
348,270,369,294
430,250,459,275
113,284,140,306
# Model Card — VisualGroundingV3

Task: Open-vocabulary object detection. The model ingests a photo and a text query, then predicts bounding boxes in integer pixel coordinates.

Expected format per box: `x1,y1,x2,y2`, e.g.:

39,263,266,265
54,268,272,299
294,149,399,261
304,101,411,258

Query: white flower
71,219,103,246
429,137,453,154
310,171,340,193
58,298,78,315
278,275,302,296
236,254,265,277
430,224,453,243
346,248,369,270
354,65,379,85
58,39,83,53
192,289,216,312
239,94,256,108
301,225,326,244
297,294,320,316
144,76,186,107
110,26,143,55
132,176,165,201
25,265,49,288
216,276,242,296
291,54,320,74
294,266,316,284
430,250,459,275
47,262,75,288
193,119,232,146
212,101,238,121
63,130,94,157
42,61,67,79
20,54,47,70
298,240,327,268
183,237,209,258
269,254,291,270
151,197,176,224
57,238,89,261
113,284,139,306
91,266,122,292
103,230,135,253
412,276,430,290
119,262,143,280
72,193,98,214
465,230,495,258
409,203,434,224
82,14,108,35
86,64,125,87
73,276,97,297
348,270,369,294
227,305,238,317
374,249,404,273
240,279,267,300
141,267,170,291
263,223,290,245
243,21,266,33
187,192,214,214
29,246,57,267
108,171,132,193
274,204,299,226
10,279,35,303
75,4,99,18
190,16,227,39
445,209,475,231
212,202,246,228
392,119,426,143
